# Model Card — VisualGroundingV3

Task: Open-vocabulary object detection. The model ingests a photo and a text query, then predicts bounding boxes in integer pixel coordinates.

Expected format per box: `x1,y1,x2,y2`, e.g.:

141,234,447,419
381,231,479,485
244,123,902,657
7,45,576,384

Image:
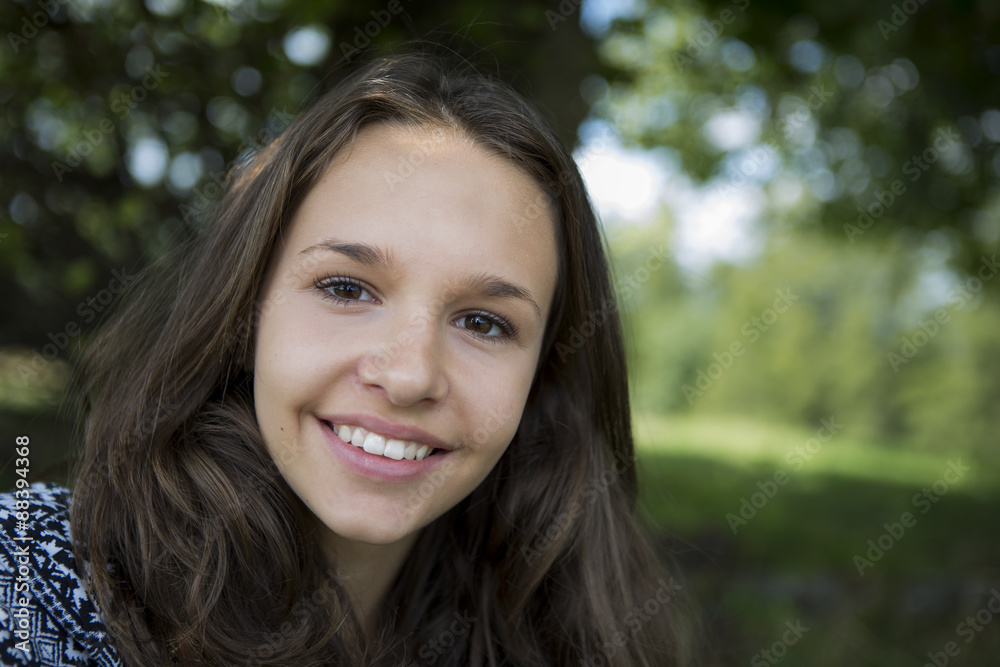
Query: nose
357,309,448,406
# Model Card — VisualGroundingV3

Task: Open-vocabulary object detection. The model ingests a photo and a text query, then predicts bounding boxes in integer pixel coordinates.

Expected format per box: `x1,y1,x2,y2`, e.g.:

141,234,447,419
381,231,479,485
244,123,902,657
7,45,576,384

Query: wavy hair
69,51,694,666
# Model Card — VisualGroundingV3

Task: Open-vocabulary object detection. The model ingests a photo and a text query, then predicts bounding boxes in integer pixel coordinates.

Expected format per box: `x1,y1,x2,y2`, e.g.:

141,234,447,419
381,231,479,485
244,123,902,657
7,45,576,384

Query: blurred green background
2,0,998,664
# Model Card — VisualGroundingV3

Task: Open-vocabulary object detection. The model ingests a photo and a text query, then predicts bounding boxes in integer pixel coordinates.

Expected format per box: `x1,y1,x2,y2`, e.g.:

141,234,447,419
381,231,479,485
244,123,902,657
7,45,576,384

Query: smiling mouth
325,421,439,460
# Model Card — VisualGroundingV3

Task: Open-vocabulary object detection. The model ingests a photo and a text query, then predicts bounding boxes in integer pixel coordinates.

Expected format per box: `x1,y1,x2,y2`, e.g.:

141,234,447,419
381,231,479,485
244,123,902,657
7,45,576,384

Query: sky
574,119,765,273
577,0,764,273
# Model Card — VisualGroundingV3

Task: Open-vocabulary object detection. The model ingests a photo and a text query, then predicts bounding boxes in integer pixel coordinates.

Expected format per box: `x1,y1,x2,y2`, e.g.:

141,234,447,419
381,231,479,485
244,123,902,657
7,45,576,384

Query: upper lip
320,413,454,451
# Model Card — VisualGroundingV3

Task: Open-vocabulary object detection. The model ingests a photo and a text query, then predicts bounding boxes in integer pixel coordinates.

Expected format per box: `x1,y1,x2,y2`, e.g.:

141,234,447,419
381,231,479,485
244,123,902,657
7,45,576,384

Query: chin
319,504,430,547
350,520,410,545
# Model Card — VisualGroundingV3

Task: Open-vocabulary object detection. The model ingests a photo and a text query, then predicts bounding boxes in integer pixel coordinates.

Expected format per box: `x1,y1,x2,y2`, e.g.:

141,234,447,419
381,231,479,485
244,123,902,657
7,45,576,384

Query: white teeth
332,422,439,461
362,432,386,456
383,439,405,460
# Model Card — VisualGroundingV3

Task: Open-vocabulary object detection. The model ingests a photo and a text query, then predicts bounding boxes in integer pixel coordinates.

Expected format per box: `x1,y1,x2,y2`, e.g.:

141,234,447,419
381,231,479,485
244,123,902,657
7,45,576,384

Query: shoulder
0,482,123,666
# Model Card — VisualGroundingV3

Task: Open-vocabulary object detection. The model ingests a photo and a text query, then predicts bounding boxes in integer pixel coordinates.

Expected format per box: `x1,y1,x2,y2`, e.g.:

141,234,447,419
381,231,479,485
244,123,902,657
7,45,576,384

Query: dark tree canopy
1,0,597,348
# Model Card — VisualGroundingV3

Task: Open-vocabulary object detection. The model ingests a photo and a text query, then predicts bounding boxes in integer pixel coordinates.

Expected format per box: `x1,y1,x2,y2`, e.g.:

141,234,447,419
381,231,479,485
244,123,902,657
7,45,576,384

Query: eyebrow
299,239,396,271
299,239,542,320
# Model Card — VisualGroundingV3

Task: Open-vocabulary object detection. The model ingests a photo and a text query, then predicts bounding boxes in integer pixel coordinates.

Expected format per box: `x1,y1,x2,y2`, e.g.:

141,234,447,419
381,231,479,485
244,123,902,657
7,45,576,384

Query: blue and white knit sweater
0,482,122,666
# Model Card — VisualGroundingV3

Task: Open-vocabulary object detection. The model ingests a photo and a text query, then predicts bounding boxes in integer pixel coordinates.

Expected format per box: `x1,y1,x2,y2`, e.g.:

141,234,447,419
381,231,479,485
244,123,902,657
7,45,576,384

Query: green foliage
613,222,1000,459
596,0,1000,284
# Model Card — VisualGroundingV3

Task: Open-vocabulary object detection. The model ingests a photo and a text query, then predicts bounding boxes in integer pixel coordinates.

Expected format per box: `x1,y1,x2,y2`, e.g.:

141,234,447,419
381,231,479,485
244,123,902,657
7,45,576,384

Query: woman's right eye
314,275,378,305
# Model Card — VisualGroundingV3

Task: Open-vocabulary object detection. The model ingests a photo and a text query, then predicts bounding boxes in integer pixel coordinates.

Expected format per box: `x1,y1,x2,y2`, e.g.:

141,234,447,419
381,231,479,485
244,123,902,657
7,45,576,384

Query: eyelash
312,274,519,344
314,272,378,306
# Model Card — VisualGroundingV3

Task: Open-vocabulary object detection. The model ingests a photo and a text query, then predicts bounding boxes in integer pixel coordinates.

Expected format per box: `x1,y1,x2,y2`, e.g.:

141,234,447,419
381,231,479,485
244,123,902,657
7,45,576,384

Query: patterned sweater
0,482,122,666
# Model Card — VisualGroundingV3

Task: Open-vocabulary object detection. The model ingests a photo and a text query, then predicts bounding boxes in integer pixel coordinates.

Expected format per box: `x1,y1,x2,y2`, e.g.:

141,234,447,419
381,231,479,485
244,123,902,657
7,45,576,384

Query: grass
632,412,1000,666
634,411,984,489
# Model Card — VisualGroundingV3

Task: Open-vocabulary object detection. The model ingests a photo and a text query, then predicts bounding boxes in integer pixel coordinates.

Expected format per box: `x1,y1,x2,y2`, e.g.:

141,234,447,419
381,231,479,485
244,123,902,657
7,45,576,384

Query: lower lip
318,418,452,483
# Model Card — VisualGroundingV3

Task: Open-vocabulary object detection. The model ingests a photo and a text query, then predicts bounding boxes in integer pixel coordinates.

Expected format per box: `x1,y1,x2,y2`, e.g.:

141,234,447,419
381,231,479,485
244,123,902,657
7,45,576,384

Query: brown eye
454,312,517,343
331,283,362,300
314,276,377,304
464,314,495,335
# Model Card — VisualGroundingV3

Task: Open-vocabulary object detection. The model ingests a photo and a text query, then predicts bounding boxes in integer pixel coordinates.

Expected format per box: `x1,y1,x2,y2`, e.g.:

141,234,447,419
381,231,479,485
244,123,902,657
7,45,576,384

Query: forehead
317,123,550,223
289,123,555,253
276,122,560,308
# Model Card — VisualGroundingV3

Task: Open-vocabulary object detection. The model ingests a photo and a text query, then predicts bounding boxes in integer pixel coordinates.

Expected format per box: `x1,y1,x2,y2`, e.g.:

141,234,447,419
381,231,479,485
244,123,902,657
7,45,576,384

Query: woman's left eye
454,312,517,343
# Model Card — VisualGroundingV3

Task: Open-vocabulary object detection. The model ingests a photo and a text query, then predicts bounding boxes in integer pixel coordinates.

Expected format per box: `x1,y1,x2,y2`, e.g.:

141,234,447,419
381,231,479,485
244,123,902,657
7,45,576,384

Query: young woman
0,52,693,666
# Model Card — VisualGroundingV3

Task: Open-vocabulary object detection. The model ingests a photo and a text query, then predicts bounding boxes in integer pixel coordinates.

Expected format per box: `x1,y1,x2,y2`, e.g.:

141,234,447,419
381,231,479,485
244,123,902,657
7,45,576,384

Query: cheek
253,304,334,450
462,366,536,454
255,299,345,389
469,402,518,452
256,301,310,373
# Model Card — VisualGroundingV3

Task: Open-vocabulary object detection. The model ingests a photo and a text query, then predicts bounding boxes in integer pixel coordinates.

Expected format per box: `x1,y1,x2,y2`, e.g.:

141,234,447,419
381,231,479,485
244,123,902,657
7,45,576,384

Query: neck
319,529,419,633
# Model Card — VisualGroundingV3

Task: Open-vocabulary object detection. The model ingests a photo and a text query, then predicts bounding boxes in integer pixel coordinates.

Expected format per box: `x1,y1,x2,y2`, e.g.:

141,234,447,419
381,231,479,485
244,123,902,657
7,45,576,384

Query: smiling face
253,123,559,551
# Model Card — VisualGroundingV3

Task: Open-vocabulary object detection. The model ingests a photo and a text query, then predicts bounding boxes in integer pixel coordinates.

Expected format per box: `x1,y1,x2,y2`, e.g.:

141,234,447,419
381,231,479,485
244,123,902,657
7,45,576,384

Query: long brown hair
70,50,694,666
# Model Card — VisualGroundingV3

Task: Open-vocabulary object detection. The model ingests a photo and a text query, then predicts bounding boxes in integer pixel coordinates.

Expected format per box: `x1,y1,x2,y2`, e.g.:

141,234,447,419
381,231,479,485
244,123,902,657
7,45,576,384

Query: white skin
253,123,559,629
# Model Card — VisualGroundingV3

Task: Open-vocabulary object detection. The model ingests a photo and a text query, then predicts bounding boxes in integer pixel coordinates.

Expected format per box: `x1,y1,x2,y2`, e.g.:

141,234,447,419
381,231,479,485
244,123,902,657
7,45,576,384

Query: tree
595,0,1000,286
0,0,599,350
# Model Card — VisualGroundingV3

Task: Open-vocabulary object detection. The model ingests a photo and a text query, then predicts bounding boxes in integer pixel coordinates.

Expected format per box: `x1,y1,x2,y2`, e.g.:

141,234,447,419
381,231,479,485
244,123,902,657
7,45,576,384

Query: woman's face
254,123,559,548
